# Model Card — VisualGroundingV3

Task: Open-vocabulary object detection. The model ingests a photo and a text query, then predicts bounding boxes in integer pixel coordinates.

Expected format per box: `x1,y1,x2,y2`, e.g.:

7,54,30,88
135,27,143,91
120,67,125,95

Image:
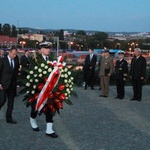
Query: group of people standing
83,48,147,101
0,42,58,138
0,45,147,139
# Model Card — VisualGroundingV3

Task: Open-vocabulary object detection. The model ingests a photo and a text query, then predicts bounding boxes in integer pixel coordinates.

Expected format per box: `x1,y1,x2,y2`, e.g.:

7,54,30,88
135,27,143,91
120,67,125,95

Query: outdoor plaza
0,85,150,150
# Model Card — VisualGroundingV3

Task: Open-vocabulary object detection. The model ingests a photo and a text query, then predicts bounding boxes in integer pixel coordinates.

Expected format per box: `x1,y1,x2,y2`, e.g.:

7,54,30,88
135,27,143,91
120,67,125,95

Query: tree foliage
93,32,108,41
0,23,29,37
59,29,64,40
3,24,11,36
76,30,86,36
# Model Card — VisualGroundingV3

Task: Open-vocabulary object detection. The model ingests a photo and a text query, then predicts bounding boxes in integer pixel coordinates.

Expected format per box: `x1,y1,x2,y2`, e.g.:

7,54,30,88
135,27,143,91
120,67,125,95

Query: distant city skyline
1,0,150,32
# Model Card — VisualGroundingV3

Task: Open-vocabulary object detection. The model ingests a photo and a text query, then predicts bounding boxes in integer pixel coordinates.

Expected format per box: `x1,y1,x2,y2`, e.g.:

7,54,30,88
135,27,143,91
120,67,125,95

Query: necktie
46,56,48,61
90,54,92,61
10,59,13,70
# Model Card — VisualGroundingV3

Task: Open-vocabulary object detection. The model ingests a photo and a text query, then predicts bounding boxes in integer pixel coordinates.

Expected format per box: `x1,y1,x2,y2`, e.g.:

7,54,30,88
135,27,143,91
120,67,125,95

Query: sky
0,0,150,32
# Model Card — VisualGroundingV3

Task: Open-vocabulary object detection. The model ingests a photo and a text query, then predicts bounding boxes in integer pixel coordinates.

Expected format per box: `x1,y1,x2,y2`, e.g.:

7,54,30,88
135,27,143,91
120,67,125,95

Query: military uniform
114,56,128,99
99,50,114,97
30,42,58,138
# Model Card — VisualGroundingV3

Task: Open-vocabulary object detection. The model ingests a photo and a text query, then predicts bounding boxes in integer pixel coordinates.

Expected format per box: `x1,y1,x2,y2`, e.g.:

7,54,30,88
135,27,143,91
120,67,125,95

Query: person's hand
123,78,126,81
107,73,111,76
0,85,3,90
141,77,144,80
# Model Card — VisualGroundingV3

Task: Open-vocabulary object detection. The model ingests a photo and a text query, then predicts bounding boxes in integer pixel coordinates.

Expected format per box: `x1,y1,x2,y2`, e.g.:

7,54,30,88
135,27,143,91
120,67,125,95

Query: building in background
0,35,17,47
17,34,43,42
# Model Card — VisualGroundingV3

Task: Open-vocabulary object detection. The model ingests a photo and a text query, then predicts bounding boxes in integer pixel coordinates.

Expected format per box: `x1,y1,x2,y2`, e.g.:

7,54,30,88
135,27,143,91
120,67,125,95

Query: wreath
19,54,77,114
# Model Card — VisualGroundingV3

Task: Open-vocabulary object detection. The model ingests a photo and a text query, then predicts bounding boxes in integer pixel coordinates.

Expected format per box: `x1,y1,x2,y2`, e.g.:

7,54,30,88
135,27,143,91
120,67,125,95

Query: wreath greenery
19,53,77,113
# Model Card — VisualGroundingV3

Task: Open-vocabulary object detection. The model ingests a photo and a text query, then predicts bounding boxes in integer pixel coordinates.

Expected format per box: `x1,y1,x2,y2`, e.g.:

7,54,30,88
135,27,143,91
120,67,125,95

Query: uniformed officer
99,50,114,97
29,41,58,138
114,51,128,99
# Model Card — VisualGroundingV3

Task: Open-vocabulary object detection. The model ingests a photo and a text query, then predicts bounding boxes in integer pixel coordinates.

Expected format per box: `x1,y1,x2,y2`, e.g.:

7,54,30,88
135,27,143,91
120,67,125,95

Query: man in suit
114,51,128,100
99,50,114,97
20,50,30,78
30,42,58,138
0,47,18,124
83,49,97,90
130,48,146,101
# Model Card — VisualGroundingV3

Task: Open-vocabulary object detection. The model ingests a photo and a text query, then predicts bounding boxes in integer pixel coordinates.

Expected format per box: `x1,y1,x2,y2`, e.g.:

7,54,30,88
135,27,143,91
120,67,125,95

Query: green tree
11,25,17,37
18,28,29,34
76,30,86,36
3,23,11,36
59,29,64,40
0,23,3,35
93,32,108,41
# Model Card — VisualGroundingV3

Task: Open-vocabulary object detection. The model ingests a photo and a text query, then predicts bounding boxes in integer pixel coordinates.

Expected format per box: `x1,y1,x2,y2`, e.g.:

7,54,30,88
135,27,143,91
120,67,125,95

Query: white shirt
7,55,14,68
42,54,48,61
90,54,93,60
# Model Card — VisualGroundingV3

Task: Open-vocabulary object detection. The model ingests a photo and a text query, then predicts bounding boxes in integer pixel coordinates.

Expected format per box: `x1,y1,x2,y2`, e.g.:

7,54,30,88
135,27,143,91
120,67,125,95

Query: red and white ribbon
35,56,65,112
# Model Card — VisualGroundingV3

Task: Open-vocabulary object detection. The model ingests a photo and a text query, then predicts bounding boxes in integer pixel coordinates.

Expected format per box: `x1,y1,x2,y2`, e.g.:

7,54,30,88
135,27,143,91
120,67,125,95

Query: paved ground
0,85,150,150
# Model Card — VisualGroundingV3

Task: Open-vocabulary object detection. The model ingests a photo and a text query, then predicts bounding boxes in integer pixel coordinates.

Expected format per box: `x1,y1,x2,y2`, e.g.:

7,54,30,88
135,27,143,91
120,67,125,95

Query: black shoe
119,98,124,100
6,119,17,124
33,127,40,131
91,88,95,90
99,95,104,97
46,133,58,138
103,95,108,98
130,98,137,101
85,84,87,90
98,88,101,90
137,99,141,102
114,96,119,99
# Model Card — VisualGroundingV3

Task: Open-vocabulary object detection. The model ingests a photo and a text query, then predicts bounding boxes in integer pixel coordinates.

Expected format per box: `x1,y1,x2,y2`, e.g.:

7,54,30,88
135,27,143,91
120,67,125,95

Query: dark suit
130,55,146,100
115,59,128,99
0,56,18,120
30,54,53,123
20,55,30,78
83,54,97,89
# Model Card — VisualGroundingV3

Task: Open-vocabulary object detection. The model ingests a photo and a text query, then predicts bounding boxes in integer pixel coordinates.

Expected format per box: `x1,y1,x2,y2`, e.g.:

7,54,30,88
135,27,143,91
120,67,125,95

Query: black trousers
0,81,16,119
30,103,53,123
132,79,143,99
84,69,95,89
116,79,125,99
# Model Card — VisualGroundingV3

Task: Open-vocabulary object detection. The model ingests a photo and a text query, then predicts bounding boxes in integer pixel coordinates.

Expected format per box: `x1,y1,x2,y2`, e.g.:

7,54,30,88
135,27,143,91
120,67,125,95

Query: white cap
118,50,125,54
39,41,52,48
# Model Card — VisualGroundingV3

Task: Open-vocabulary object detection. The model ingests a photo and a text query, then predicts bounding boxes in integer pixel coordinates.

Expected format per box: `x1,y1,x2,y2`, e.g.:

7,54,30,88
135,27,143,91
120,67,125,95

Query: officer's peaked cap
39,41,52,48
118,50,125,54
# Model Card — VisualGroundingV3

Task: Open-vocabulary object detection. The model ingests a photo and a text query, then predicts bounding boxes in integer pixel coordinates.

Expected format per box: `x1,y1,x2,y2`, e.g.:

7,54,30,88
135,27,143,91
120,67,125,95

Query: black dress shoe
85,85,87,90
103,95,108,98
99,95,104,97
130,98,137,101
6,119,17,124
137,99,141,102
33,127,40,131
46,133,58,138
114,96,119,99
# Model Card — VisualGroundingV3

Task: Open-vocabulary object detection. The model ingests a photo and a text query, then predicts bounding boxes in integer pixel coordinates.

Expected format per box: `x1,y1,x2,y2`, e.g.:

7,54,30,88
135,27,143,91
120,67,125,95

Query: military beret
39,41,52,48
